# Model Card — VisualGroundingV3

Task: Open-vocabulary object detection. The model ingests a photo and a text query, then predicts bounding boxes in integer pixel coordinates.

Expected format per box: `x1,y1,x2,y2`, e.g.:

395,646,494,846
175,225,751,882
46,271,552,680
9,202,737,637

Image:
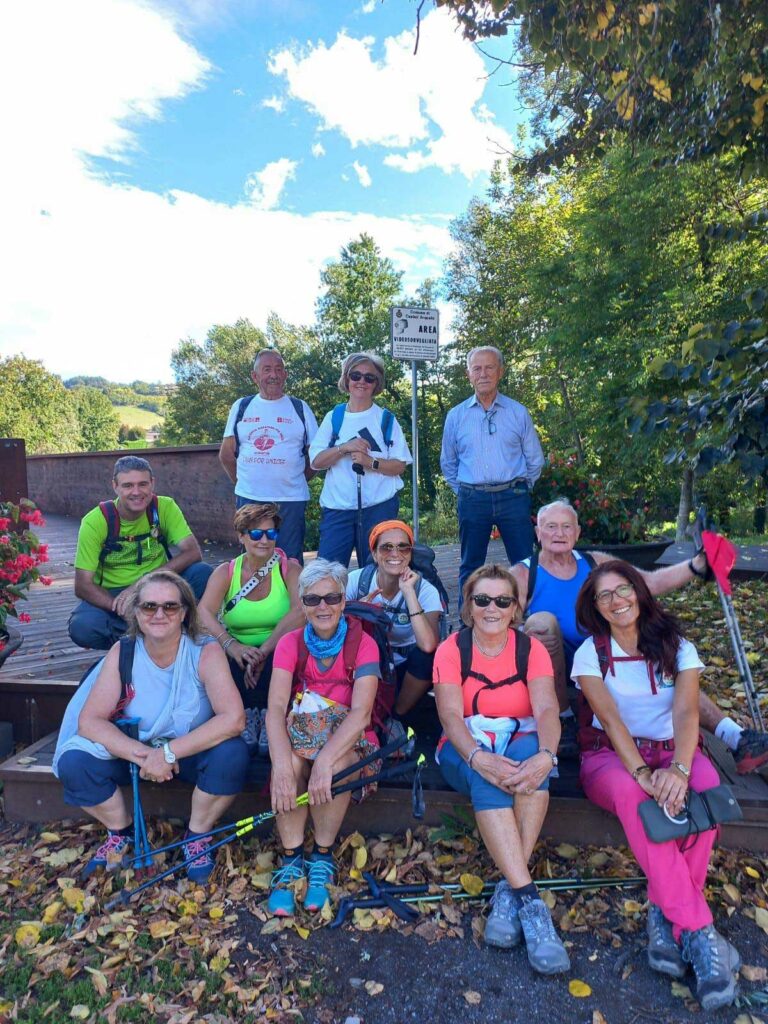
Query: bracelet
466,744,483,769
213,629,228,643
408,608,425,618
688,558,707,580
631,764,652,781
221,636,236,652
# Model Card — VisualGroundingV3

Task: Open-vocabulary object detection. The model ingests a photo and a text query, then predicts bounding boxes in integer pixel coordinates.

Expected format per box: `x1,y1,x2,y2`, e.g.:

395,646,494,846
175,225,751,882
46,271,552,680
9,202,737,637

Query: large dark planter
577,539,674,571
0,624,23,668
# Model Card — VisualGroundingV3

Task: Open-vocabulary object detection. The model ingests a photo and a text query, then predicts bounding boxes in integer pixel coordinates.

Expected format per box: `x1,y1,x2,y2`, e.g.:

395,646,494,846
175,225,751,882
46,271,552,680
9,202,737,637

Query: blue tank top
525,552,593,668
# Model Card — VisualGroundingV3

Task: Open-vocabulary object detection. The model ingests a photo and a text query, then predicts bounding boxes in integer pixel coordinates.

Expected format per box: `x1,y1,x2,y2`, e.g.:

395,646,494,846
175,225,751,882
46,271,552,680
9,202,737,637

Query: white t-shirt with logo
309,404,412,510
571,635,704,740
346,568,442,665
224,395,318,502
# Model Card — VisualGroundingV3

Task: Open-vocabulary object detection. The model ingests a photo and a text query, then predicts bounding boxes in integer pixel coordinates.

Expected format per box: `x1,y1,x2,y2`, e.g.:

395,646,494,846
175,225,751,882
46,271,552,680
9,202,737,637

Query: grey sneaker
647,904,686,978
682,925,741,1011
518,897,571,975
484,880,522,948
257,709,270,759
241,708,260,752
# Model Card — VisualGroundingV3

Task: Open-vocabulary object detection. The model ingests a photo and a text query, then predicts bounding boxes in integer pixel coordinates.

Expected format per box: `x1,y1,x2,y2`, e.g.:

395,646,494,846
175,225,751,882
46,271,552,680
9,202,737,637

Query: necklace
472,630,508,658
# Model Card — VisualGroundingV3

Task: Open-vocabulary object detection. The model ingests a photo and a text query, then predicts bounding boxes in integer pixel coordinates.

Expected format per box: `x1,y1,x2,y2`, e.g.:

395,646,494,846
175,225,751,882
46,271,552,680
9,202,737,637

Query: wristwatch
162,741,177,765
671,760,690,778
371,458,380,471
540,747,558,767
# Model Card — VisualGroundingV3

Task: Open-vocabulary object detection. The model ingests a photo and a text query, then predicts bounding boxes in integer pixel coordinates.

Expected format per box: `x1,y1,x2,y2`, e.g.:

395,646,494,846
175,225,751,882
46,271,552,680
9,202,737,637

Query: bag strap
223,553,279,613
357,563,377,599
289,396,309,454
328,403,347,448
111,636,137,720
380,407,394,450
342,615,364,684
232,395,254,459
147,495,171,560
581,550,597,570
525,548,539,607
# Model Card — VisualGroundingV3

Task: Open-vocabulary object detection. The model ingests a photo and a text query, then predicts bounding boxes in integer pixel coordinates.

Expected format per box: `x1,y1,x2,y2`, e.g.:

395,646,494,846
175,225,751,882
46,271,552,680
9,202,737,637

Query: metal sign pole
411,360,419,542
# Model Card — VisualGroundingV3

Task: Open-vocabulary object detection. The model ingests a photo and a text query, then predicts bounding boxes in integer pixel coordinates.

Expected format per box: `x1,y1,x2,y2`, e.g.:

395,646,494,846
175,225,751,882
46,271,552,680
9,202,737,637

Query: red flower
39,576,52,586
18,612,31,623
0,518,10,530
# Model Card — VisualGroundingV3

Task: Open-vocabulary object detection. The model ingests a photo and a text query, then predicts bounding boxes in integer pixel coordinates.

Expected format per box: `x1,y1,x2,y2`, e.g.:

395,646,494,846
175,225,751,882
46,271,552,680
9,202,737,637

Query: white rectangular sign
390,306,439,361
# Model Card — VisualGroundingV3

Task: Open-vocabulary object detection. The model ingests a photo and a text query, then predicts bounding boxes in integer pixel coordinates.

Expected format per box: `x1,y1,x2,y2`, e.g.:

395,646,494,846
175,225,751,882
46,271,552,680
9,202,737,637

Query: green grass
112,405,164,429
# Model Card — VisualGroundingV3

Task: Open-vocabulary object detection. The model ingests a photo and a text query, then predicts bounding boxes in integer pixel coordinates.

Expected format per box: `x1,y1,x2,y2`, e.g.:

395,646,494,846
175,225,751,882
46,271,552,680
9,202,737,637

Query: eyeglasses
246,527,278,541
301,592,344,607
138,601,183,616
470,593,515,609
348,371,378,384
485,410,497,436
377,542,412,554
594,583,635,606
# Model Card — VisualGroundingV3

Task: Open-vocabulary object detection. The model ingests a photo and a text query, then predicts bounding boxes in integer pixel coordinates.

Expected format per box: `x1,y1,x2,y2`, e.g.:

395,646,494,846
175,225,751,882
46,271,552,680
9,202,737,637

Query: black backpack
97,498,171,585
456,626,532,717
232,394,309,459
77,636,137,720
525,547,597,607
356,541,451,640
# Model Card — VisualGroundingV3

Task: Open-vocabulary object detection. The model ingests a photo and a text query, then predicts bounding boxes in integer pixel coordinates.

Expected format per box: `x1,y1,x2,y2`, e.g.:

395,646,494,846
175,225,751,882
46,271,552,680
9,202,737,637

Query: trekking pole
352,462,365,567
114,717,153,874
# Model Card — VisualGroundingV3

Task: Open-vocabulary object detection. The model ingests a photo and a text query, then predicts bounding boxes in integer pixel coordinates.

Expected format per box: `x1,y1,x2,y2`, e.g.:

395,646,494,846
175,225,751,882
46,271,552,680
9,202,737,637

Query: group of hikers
54,346,768,1011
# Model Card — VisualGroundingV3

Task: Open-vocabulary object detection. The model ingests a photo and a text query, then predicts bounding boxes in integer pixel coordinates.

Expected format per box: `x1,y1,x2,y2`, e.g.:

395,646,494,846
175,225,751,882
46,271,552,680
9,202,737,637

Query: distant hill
63,377,168,431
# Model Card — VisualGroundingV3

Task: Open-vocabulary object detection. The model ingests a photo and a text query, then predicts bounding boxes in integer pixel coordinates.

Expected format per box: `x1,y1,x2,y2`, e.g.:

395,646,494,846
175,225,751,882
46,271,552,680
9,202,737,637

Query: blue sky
0,0,524,381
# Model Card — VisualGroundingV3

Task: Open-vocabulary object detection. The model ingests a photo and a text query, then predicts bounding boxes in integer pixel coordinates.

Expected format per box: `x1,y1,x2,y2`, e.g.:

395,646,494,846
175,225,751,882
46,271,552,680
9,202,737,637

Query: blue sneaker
82,831,131,879
268,856,305,916
182,834,215,884
304,855,336,912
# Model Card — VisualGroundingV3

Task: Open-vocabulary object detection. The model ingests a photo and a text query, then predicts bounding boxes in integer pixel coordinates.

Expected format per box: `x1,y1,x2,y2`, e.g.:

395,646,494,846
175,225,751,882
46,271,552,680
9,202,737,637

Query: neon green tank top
221,555,290,646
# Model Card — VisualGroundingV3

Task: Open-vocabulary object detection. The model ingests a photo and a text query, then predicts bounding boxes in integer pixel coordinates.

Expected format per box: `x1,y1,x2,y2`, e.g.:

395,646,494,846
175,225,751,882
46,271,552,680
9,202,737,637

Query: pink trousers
580,746,720,939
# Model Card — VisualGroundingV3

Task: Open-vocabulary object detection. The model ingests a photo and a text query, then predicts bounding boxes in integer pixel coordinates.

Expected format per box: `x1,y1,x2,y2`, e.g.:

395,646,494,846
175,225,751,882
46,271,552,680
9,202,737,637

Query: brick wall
26,445,239,543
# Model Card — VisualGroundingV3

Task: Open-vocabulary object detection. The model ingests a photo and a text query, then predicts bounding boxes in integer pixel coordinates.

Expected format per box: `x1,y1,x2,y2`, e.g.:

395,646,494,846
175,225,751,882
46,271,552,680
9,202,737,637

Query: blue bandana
303,617,348,661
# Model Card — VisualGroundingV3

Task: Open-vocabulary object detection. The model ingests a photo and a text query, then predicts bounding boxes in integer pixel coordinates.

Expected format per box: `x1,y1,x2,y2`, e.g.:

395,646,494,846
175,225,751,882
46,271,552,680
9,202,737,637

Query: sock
282,847,302,861
559,709,574,719
714,717,743,752
109,825,132,837
311,843,334,860
512,882,539,905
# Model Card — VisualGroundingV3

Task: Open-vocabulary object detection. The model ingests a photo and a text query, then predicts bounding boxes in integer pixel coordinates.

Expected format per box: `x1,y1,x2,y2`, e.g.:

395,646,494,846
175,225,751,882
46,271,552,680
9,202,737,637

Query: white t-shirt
571,635,704,740
346,568,442,665
309,404,412,510
224,394,318,502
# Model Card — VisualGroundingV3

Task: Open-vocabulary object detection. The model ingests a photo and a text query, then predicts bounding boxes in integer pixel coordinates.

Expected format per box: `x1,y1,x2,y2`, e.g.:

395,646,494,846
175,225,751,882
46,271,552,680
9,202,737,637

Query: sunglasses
595,582,635,606
377,542,412,554
246,527,278,541
301,592,344,607
485,410,497,436
470,593,516,609
348,371,378,384
138,601,183,615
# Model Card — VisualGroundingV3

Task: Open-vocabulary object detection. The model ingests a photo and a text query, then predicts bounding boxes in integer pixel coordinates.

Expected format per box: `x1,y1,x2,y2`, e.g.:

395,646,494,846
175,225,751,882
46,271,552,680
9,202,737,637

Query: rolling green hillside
113,405,164,429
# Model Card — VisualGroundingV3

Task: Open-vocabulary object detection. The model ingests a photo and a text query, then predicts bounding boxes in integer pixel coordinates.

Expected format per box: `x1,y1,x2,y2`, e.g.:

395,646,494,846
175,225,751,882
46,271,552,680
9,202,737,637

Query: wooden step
0,678,79,745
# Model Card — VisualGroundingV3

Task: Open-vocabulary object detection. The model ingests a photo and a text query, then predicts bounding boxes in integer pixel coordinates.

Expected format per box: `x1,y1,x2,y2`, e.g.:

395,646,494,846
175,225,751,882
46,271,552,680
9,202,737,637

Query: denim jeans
317,494,400,569
67,562,213,651
235,496,307,564
457,483,534,605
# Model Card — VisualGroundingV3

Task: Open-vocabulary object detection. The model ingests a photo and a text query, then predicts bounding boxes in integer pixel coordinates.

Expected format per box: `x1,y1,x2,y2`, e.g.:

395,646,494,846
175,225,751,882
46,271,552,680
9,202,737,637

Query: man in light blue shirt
440,346,545,604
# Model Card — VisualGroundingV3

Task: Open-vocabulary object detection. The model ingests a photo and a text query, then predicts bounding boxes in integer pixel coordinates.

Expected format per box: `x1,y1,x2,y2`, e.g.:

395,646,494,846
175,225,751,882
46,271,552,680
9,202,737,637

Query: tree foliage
0,356,82,454
71,386,121,452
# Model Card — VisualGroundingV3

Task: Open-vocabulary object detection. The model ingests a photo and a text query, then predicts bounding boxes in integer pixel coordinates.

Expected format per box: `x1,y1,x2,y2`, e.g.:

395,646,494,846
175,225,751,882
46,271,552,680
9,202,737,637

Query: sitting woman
265,558,380,916
347,520,441,717
573,560,740,1011
54,570,248,882
433,564,569,975
198,502,303,711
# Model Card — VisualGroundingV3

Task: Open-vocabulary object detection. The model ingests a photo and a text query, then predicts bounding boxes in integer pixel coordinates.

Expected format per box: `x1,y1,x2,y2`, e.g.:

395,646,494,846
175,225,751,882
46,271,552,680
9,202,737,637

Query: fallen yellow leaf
209,953,230,972
209,907,224,920
459,873,484,896
15,923,41,949
755,906,768,933
622,899,643,914
70,1006,90,1020
671,981,693,998
348,831,365,848
744,866,760,879
148,919,178,939
722,882,740,905
569,979,592,998
40,832,61,843
365,981,384,996
555,843,579,859
62,887,86,911
294,924,310,940
42,901,63,925
354,846,368,870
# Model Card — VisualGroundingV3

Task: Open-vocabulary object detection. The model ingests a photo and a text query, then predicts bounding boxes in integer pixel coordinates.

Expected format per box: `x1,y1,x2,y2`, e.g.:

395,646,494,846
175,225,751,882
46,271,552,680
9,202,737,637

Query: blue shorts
439,733,549,812
57,738,250,807
395,645,435,686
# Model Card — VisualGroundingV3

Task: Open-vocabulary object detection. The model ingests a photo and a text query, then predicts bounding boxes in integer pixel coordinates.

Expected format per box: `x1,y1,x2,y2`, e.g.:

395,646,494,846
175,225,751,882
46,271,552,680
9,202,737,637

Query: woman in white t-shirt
572,560,740,1012
309,352,412,568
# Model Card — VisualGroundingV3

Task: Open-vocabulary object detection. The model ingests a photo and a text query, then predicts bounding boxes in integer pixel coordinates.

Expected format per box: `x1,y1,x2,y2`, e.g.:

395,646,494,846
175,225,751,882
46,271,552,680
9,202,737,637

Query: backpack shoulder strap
342,614,364,683
357,564,377,599
525,549,539,607
457,627,474,683
594,633,611,679
329,403,347,448
294,631,309,695
581,550,597,570
380,407,395,450
110,636,137,720
233,395,254,458
289,396,308,451
514,628,531,683
99,501,121,546
148,496,172,559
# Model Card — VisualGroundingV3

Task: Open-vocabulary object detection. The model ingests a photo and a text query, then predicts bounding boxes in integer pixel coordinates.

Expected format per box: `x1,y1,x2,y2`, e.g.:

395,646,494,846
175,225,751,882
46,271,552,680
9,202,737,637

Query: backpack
232,395,308,459
97,498,171,584
525,547,597,607
356,542,451,640
293,602,396,732
77,635,137,720
328,403,395,452
456,626,532,717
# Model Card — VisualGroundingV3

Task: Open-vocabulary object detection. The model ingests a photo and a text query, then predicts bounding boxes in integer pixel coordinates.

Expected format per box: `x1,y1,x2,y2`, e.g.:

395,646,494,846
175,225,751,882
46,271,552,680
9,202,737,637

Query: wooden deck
1,514,767,850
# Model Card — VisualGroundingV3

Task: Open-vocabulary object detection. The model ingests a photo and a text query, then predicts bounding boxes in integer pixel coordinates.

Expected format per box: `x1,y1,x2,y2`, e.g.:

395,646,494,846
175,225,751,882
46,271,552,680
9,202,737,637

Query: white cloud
311,141,326,158
0,0,453,382
352,161,372,187
268,8,515,178
361,0,376,13
262,94,284,112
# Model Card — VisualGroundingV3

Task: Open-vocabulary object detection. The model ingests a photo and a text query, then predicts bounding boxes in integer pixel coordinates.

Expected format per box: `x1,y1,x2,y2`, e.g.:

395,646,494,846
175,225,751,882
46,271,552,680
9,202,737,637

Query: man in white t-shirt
219,349,318,562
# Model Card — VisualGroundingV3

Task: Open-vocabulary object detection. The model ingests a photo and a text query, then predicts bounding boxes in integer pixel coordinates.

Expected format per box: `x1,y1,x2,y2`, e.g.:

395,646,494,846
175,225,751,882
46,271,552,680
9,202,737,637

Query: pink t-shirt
274,628,381,707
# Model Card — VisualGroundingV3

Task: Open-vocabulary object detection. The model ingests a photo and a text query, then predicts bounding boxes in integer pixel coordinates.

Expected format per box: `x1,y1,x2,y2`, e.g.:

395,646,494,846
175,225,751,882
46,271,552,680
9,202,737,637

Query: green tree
71,386,121,451
0,356,82,454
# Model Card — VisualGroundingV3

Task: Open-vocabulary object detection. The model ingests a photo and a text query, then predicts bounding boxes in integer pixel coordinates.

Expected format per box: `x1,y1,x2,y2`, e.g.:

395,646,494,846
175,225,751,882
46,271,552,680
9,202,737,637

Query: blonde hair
338,352,385,397
124,570,201,640
460,564,521,627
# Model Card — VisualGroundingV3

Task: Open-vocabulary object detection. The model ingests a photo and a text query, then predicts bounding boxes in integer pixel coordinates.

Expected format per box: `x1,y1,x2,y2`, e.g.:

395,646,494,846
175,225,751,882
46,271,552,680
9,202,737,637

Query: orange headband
368,519,414,553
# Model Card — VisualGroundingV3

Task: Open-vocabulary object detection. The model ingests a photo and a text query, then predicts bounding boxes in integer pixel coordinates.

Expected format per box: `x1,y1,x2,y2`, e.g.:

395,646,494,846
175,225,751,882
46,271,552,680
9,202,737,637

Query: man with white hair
441,346,545,604
512,499,768,771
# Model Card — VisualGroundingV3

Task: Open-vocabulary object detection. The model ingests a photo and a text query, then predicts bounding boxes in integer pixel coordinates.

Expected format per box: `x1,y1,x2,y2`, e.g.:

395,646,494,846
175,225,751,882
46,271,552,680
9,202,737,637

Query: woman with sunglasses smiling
198,503,303,714
432,564,569,975
264,559,381,916
309,352,412,568
572,560,739,1010
54,570,248,882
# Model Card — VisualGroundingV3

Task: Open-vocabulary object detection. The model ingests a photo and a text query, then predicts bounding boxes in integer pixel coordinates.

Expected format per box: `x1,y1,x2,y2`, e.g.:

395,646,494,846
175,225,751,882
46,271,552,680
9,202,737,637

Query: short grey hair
537,499,579,526
338,351,385,397
113,455,153,479
253,348,284,371
467,346,504,372
298,558,348,598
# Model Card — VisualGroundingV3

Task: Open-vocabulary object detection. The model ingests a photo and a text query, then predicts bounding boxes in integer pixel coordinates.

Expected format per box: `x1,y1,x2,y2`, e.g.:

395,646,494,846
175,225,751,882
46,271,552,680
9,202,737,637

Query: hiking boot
557,716,579,759
267,855,305,917
82,830,131,879
304,854,336,912
646,904,686,978
734,729,768,774
240,708,260,753
484,880,522,948
257,709,270,759
182,833,215,884
518,897,571,975
382,718,415,759
681,925,741,1011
